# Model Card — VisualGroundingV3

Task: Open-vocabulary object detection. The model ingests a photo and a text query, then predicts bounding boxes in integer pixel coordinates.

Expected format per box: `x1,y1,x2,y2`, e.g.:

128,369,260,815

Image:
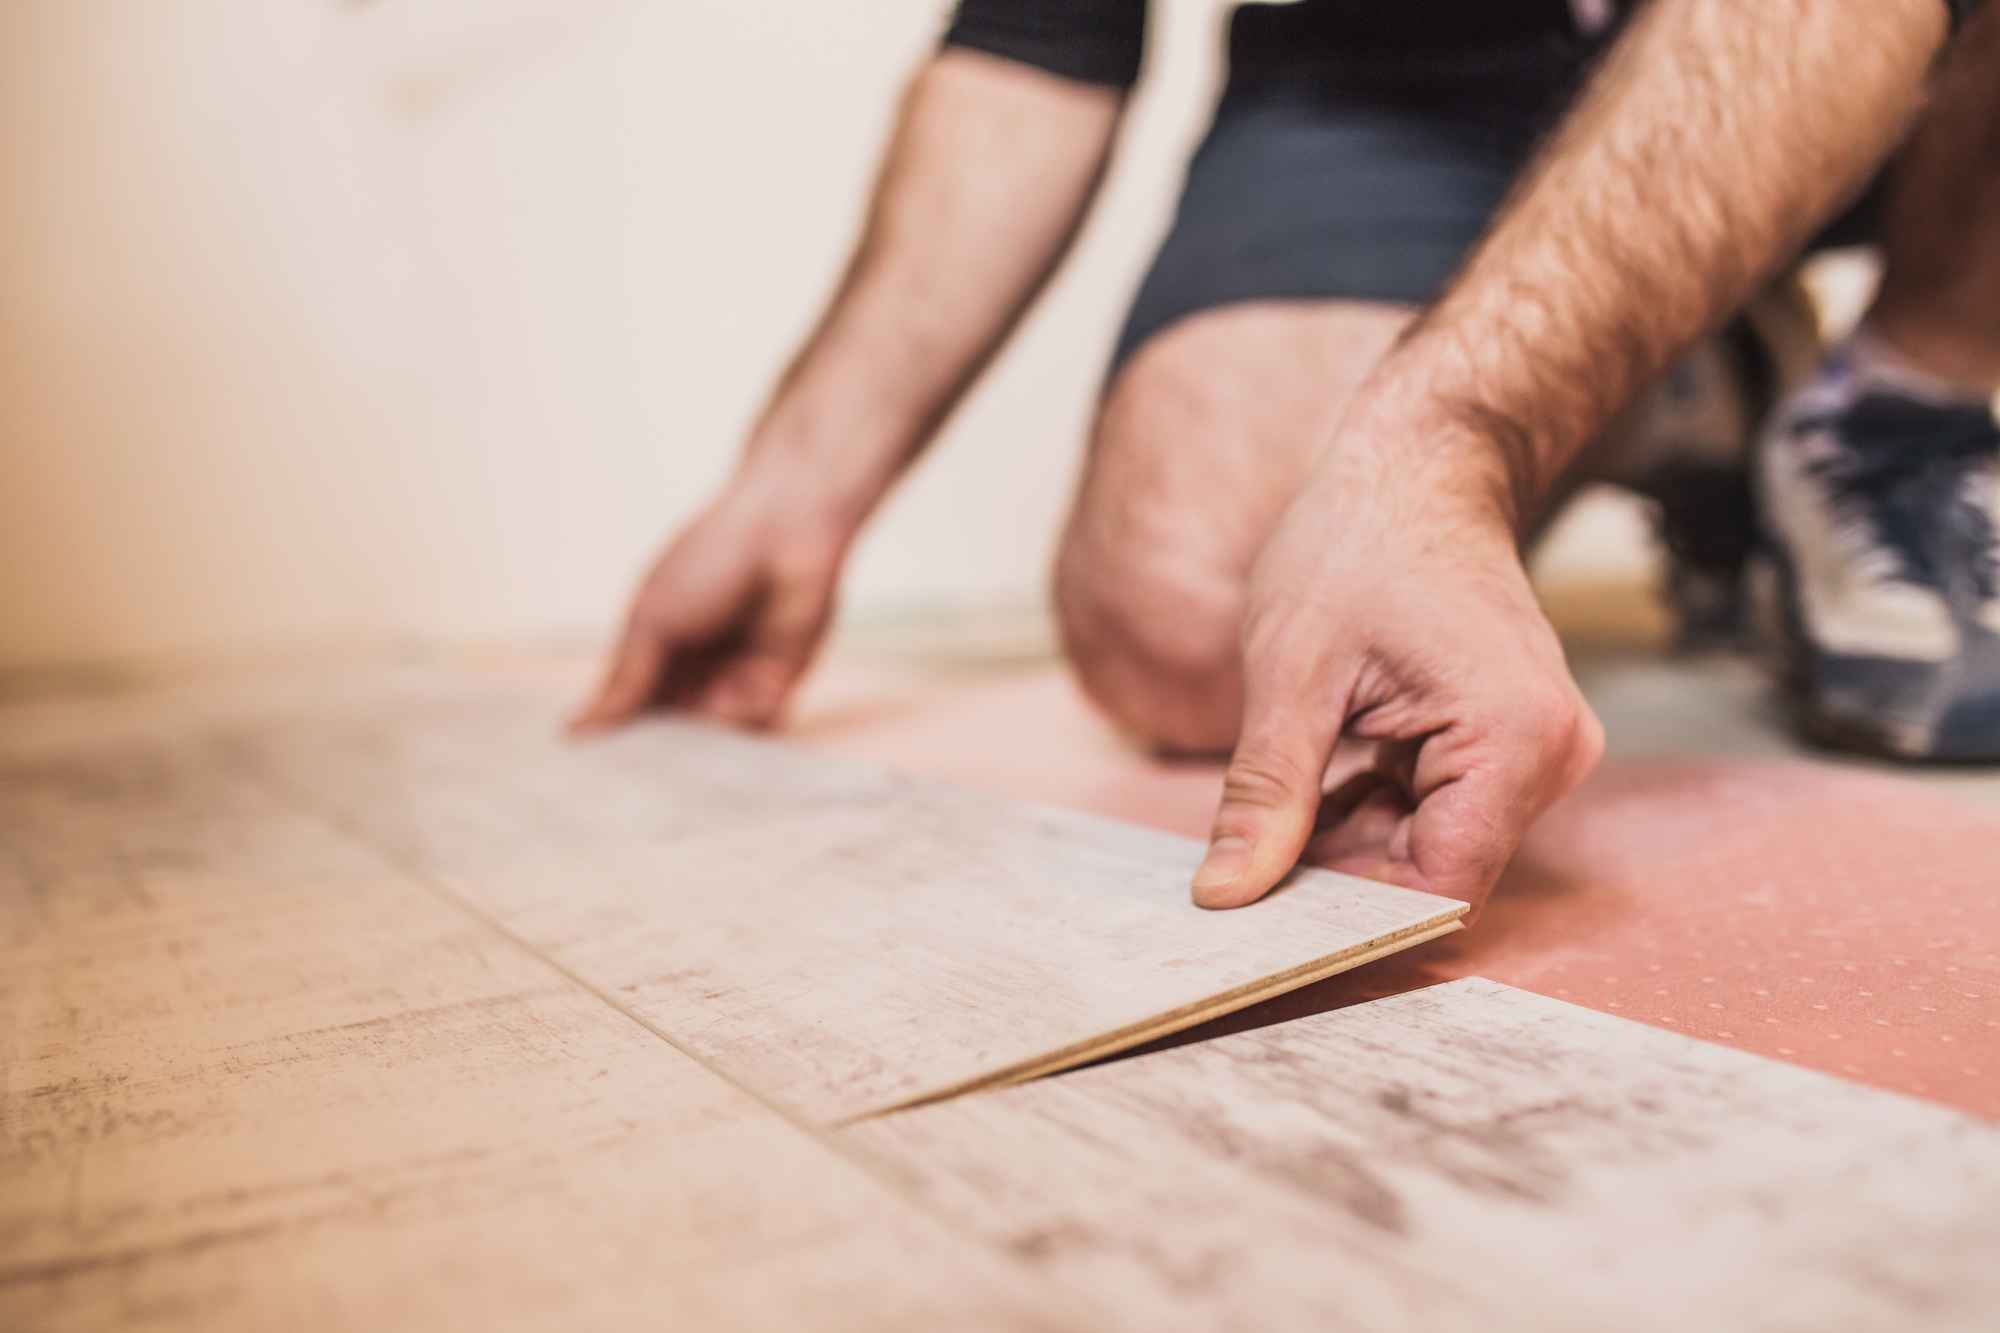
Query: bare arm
1357,0,1947,524
575,48,1122,730
1197,0,1953,913
753,48,1126,528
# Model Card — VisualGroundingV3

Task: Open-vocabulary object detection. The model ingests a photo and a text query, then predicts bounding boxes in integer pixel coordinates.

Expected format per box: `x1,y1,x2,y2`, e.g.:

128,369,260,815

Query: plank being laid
0,734,1093,1332
844,977,2000,1333
228,684,1465,1124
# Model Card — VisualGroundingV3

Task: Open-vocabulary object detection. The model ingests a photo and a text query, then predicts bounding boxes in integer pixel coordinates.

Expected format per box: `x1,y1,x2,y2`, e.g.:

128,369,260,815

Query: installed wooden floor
0,731,1089,1331
851,976,2000,1332
224,681,1462,1122
4,661,1998,1330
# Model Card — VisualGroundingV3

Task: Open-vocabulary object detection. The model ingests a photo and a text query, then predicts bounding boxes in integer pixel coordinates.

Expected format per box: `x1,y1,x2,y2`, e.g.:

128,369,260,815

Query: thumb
569,617,673,734
1193,691,1343,910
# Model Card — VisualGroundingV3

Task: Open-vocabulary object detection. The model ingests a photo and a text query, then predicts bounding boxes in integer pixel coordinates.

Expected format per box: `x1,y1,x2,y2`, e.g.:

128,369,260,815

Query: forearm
742,48,1122,527
1352,0,1947,527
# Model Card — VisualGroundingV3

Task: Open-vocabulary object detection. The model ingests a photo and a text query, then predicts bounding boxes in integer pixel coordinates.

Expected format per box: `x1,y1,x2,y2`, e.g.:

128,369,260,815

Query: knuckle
1568,703,1607,778
1521,684,1575,733
1505,684,1601,792
1506,681,1582,752
1221,749,1312,811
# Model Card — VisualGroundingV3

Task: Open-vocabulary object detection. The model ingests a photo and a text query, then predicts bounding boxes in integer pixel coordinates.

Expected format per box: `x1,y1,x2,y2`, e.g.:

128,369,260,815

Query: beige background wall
1,0,1227,670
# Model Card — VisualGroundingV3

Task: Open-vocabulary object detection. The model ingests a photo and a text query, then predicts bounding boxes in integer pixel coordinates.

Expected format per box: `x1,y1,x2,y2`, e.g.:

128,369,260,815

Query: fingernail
1192,836,1251,895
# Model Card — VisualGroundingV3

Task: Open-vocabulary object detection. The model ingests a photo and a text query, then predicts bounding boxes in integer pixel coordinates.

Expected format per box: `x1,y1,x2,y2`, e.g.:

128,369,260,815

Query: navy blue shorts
1111,10,1881,372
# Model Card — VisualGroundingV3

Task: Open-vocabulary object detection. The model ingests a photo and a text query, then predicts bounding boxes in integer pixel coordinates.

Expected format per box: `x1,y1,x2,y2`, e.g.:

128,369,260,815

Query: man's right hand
569,463,850,734
569,48,1124,734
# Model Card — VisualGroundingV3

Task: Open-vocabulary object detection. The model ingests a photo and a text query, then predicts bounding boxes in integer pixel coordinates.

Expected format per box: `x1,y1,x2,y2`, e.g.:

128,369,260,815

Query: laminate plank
844,977,2000,1333
228,686,1464,1123
0,734,1091,1331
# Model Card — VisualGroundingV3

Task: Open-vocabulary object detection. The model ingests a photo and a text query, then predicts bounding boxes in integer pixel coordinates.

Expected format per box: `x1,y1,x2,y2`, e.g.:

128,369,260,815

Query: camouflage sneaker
1751,335,2000,761
1578,282,1820,650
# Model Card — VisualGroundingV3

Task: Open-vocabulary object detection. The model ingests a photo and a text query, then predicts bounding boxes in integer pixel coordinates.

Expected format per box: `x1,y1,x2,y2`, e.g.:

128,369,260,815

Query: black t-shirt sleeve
940,0,1148,89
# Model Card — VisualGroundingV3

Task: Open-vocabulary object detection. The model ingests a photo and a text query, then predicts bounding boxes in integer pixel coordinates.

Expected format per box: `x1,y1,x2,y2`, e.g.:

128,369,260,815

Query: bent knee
1053,528,1243,755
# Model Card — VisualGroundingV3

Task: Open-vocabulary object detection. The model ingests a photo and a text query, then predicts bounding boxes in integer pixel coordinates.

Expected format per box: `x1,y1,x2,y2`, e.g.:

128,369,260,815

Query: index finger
568,618,675,735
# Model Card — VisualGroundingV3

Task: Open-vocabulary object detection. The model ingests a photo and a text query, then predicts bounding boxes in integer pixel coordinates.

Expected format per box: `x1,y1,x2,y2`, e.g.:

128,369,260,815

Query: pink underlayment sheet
794,665,2000,1119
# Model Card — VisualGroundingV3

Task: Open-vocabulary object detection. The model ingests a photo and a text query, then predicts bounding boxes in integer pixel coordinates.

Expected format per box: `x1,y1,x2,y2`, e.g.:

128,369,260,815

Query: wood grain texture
0,734,1090,1331
7,664,1995,1330
228,686,1463,1123
845,977,2000,1333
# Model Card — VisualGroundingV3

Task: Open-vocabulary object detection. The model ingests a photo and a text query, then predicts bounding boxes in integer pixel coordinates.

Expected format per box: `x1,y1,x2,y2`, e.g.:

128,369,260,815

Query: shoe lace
1796,392,2000,600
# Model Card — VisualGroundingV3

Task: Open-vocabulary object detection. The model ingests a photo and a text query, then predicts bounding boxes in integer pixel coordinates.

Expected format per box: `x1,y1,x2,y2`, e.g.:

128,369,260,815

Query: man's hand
1191,0,1946,915
570,464,848,732
571,50,1123,735
1191,414,1602,917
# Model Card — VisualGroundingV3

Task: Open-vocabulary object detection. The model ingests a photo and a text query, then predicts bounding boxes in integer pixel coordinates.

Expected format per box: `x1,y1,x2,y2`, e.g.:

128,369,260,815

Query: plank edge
844,906,1468,1125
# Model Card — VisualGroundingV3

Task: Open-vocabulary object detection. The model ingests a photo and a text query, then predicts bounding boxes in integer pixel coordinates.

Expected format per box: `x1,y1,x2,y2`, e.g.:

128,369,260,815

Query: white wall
1,0,1225,669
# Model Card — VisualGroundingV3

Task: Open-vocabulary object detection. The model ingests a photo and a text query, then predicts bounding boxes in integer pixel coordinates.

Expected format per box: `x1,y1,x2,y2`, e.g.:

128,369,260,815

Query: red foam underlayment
794,664,2000,1119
